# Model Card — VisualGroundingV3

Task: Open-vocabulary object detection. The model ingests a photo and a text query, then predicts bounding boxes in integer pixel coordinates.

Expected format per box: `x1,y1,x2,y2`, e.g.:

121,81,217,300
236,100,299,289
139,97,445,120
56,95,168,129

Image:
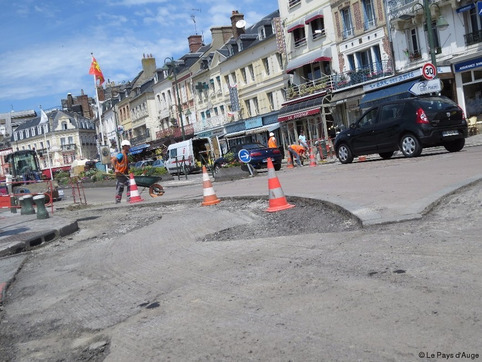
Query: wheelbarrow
133,175,165,197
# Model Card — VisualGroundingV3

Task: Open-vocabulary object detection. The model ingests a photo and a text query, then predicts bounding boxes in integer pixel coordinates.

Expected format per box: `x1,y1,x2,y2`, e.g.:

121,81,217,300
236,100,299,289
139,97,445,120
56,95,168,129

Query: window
347,54,356,71
341,8,354,39
267,92,274,110
248,65,255,81
206,110,211,118
276,53,283,70
214,107,219,116
245,100,252,117
241,68,248,84
68,136,73,145
464,8,482,45
358,109,378,128
201,112,206,120
258,26,266,40
288,0,300,7
31,127,36,136
220,105,225,114
230,72,237,85
310,18,325,40
252,97,259,114
406,28,421,58
262,58,270,76
362,0,376,30
292,27,306,47
61,121,68,130
216,76,221,89
25,129,30,138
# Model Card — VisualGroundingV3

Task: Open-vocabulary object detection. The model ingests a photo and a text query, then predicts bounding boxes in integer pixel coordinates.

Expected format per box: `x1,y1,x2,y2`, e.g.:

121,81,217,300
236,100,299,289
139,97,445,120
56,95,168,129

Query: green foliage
130,166,168,176
54,170,70,186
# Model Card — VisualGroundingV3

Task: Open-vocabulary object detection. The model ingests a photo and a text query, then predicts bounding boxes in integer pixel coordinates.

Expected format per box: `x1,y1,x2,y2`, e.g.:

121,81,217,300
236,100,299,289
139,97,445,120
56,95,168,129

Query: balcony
465,29,482,46
131,129,150,145
285,75,333,101
60,144,76,151
332,61,395,90
154,124,195,140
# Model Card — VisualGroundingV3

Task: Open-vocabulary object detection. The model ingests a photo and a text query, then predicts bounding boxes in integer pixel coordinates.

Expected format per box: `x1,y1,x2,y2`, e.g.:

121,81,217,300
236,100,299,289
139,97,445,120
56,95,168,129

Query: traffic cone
309,146,317,167
266,158,295,213
129,173,144,203
201,166,220,206
286,149,294,169
358,156,367,162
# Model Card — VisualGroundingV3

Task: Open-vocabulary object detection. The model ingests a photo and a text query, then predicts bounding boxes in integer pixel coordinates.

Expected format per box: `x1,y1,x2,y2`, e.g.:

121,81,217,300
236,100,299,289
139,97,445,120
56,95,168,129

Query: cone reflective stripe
309,146,317,167
129,173,144,203
266,158,295,213
201,166,220,206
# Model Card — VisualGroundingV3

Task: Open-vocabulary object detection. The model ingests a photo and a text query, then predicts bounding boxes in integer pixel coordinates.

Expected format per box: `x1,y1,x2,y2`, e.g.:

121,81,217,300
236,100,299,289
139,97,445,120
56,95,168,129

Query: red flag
89,56,105,85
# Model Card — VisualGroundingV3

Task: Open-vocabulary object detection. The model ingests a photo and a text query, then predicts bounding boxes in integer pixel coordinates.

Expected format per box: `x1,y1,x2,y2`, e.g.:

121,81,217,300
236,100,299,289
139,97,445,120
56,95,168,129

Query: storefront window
461,68,482,117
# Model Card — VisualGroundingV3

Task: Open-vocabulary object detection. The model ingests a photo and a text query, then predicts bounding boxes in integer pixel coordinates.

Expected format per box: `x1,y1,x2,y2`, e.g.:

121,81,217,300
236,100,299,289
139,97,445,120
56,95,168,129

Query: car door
350,108,379,154
374,103,406,152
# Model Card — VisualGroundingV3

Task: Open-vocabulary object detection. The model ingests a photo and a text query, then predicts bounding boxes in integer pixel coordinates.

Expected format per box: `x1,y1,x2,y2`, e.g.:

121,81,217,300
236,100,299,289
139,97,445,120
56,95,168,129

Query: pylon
266,158,295,213
201,166,220,206
128,173,144,203
286,149,294,169
309,146,317,167
358,156,367,162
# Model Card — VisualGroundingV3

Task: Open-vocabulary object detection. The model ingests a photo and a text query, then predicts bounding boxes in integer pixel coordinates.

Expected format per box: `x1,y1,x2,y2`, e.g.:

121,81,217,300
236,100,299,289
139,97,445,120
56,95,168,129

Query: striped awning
286,48,332,73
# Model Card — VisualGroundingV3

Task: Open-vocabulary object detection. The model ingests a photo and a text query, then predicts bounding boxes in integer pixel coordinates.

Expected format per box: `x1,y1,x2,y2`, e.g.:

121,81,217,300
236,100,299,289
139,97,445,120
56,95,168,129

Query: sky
0,0,280,114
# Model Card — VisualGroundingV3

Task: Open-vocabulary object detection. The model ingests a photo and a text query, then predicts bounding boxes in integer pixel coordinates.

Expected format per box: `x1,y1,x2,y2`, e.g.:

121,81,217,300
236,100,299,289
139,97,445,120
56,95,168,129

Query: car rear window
416,97,458,112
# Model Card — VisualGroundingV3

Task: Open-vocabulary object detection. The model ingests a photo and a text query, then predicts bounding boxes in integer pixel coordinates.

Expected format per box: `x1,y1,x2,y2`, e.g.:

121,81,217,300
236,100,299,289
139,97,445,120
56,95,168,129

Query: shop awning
245,123,280,135
359,81,418,109
287,20,304,33
278,98,321,122
330,87,365,105
129,143,150,155
286,49,332,73
305,9,323,24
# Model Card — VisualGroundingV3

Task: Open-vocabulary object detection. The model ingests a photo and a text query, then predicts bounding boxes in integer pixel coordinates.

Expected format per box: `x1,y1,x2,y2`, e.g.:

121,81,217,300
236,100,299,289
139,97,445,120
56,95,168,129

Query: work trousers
115,174,130,203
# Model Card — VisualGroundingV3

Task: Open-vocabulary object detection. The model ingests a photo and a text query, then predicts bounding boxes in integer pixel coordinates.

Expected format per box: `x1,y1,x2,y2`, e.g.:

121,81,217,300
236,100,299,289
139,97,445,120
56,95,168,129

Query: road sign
422,63,437,80
408,79,442,96
238,149,251,163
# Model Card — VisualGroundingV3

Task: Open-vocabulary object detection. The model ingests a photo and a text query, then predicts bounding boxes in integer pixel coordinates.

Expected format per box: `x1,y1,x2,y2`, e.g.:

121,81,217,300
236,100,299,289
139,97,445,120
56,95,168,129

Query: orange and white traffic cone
309,146,317,167
129,173,144,203
201,166,220,206
286,149,294,169
266,158,295,213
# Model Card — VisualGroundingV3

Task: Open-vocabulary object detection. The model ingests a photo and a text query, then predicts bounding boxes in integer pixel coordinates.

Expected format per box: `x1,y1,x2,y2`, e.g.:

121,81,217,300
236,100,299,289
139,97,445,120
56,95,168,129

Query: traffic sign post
238,149,255,176
422,63,437,80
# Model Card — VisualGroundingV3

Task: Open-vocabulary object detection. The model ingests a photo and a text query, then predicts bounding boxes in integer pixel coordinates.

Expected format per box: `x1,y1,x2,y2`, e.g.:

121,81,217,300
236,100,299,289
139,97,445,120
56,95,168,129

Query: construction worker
111,139,131,204
268,132,278,148
288,144,306,167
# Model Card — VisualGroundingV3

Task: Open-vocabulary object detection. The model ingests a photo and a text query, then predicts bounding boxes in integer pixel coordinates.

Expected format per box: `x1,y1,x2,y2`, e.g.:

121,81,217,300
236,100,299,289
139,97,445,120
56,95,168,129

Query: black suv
334,96,468,164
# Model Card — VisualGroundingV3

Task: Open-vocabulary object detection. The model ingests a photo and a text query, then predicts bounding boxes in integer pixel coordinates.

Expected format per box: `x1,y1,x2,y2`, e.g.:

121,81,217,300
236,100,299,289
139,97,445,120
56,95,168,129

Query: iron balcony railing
284,60,394,101
465,29,482,46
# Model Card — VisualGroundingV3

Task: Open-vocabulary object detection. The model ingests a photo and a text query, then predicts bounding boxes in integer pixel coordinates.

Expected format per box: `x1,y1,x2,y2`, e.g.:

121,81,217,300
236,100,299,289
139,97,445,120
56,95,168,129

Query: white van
164,137,220,175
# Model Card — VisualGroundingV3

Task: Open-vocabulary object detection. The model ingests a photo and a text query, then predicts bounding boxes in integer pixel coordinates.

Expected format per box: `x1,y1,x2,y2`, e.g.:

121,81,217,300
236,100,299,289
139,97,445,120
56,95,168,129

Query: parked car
152,159,165,168
134,159,154,168
214,143,283,171
334,96,468,164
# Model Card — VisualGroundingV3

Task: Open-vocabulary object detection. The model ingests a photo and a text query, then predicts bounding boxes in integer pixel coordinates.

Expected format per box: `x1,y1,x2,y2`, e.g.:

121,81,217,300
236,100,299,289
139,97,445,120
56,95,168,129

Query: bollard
320,139,328,159
10,196,18,214
33,194,49,219
20,195,36,215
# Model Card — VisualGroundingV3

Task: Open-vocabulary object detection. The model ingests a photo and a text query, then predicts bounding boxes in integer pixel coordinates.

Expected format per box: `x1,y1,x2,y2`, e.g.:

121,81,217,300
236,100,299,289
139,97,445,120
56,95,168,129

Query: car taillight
250,151,262,157
459,106,466,121
272,149,281,154
416,108,429,124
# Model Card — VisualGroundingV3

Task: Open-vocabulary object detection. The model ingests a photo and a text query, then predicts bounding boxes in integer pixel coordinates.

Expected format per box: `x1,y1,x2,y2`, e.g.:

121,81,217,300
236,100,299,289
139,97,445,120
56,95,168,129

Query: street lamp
413,1,449,68
162,57,185,140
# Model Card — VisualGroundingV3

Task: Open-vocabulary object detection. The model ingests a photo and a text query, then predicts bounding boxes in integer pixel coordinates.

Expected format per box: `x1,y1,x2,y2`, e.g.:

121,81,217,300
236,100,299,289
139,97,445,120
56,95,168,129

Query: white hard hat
269,132,275,137
121,140,131,147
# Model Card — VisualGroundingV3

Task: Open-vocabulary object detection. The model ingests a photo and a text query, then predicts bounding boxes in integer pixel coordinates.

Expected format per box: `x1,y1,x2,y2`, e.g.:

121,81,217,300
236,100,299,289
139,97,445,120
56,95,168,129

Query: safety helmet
269,132,275,137
121,140,131,147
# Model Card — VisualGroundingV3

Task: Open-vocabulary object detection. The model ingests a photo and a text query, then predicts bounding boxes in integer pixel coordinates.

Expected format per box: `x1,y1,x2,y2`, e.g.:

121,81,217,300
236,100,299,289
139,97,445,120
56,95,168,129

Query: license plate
58,190,64,196
443,130,459,137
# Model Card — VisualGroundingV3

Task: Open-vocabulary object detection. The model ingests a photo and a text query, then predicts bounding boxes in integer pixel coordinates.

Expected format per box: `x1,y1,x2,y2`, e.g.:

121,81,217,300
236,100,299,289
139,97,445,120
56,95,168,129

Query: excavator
5,150,62,203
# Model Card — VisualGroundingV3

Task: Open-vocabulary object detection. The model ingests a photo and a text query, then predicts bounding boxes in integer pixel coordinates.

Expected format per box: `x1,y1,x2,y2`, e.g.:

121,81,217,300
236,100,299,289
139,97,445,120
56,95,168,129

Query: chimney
188,35,203,53
210,26,234,48
231,10,245,39
141,54,157,77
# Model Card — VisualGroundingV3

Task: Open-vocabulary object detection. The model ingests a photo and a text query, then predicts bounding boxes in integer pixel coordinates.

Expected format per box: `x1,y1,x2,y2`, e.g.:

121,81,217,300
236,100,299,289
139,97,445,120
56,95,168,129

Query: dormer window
288,21,306,48
258,26,266,40
305,10,325,40
237,39,243,52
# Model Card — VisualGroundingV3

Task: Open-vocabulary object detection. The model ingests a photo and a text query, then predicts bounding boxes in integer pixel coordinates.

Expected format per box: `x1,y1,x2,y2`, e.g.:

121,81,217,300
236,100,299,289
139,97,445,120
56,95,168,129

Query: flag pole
39,106,54,180
91,53,105,147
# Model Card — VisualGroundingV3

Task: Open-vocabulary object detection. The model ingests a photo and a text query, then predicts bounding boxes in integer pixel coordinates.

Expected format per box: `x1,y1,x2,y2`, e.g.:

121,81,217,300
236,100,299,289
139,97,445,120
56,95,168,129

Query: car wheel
379,151,394,160
400,134,422,157
213,164,221,174
336,144,354,164
444,138,465,152
274,163,281,171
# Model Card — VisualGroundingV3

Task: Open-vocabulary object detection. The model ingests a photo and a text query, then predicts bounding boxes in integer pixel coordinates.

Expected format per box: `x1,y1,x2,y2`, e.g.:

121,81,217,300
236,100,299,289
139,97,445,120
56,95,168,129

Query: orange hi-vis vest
114,150,129,174
268,136,277,148
290,144,305,155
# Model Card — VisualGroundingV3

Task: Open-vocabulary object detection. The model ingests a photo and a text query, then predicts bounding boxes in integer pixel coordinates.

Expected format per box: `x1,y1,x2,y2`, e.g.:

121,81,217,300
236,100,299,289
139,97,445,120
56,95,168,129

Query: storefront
453,56,482,126
277,94,334,148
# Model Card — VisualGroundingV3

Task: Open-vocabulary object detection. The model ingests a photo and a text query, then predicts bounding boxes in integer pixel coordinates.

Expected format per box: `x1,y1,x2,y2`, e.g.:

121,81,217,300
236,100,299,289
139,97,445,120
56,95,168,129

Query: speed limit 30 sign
422,63,437,80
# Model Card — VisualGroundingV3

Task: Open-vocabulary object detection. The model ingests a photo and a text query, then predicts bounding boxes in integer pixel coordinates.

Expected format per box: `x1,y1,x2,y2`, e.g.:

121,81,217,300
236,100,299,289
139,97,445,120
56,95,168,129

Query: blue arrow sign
238,149,251,163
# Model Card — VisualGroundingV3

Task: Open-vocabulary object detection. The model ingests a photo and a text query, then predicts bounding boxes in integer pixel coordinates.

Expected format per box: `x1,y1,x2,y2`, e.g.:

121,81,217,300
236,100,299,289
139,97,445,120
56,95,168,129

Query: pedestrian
268,132,278,148
288,144,306,167
111,139,131,204
298,130,308,148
